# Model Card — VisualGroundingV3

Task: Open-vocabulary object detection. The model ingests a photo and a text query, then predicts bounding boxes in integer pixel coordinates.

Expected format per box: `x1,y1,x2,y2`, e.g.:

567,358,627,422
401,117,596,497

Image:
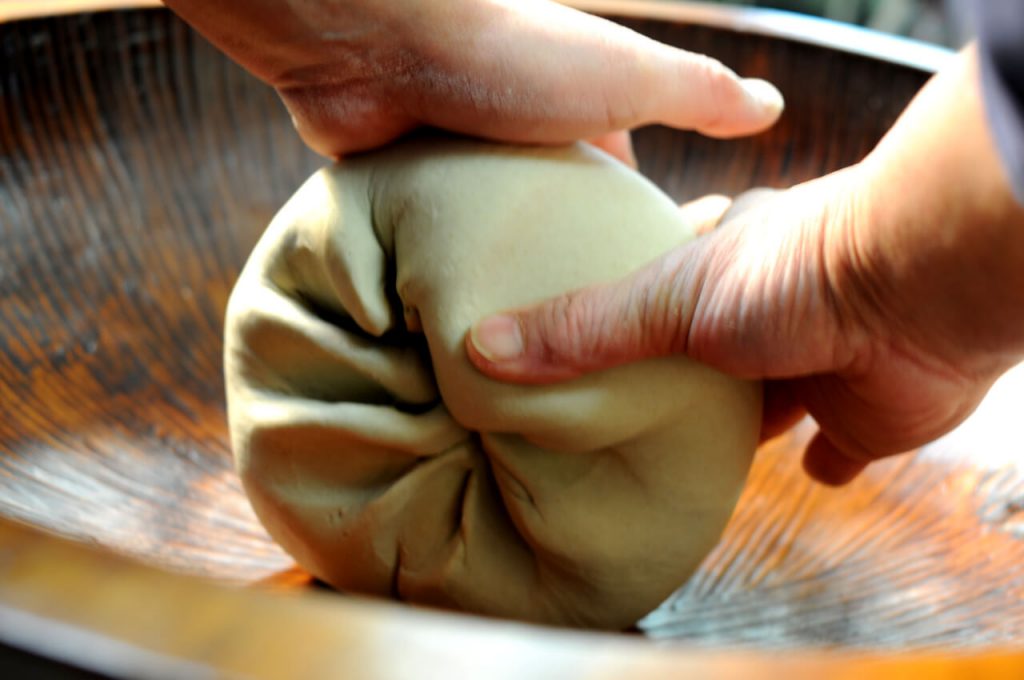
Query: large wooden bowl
2,1,1024,675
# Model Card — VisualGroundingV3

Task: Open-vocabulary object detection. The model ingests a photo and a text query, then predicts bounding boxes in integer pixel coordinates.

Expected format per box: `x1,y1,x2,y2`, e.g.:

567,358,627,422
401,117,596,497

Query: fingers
463,192,749,383
801,431,870,486
466,238,708,384
171,0,783,158
677,194,732,235
463,186,790,384
589,16,785,138
721,187,781,221
464,180,805,385
417,0,784,145
659,60,784,138
587,131,637,168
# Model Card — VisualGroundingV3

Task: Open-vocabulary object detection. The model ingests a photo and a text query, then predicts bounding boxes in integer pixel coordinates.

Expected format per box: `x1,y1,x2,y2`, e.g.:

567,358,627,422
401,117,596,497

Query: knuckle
682,54,746,131
530,289,616,366
647,252,696,352
548,292,601,359
692,54,737,87
639,280,681,354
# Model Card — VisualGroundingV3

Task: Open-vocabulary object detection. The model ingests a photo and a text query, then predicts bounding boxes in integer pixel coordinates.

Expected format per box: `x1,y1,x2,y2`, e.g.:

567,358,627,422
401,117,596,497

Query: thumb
466,175,853,384
465,233,720,384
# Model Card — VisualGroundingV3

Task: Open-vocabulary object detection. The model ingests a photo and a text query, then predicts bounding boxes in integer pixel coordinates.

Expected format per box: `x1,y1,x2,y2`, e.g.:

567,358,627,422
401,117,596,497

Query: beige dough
224,136,761,629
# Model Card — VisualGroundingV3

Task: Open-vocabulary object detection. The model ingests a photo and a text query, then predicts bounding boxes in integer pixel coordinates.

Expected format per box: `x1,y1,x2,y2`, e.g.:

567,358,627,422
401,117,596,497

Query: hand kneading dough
224,137,761,629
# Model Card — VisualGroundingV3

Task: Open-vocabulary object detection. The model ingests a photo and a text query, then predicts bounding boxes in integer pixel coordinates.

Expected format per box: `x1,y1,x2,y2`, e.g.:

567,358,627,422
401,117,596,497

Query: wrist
850,46,1024,378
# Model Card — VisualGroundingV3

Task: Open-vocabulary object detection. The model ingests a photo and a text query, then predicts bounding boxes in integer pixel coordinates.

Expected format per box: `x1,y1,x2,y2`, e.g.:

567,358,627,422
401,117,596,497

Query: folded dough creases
224,137,762,629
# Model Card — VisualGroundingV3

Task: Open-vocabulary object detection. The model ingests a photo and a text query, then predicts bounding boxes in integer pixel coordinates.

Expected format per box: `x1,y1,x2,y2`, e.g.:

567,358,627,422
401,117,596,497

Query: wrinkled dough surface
225,138,761,629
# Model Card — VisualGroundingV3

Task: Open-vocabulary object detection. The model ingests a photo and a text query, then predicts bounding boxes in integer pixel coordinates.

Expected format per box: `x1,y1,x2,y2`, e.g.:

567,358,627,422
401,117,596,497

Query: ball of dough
224,137,761,629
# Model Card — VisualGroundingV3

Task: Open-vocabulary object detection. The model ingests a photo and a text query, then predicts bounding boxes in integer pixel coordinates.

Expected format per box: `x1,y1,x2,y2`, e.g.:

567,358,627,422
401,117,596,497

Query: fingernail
741,78,784,115
471,315,524,362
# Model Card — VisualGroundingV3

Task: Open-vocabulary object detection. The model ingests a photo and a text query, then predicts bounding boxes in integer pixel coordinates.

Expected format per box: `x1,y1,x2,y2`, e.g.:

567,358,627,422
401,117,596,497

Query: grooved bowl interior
2,6,1024,648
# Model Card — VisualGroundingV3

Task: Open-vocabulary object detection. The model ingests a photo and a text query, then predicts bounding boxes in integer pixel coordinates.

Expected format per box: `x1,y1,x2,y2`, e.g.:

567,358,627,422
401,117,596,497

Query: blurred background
694,0,972,46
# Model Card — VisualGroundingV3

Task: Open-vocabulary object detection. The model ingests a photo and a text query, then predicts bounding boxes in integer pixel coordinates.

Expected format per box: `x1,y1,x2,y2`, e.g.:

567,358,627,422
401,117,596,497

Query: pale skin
468,45,1024,485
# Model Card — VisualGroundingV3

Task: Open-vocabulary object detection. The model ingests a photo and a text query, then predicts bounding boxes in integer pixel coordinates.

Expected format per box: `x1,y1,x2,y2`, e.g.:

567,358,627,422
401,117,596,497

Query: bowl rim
1,0,954,73
2,517,1023,679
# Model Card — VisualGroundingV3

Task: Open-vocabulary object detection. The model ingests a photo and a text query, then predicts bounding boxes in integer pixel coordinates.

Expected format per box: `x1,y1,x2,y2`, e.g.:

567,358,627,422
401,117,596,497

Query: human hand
163,0,783,160
467,46,1024,485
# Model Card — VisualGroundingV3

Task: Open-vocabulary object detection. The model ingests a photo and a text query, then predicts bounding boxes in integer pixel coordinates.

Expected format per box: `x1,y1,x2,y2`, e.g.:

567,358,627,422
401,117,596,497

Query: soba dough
224,137,761,629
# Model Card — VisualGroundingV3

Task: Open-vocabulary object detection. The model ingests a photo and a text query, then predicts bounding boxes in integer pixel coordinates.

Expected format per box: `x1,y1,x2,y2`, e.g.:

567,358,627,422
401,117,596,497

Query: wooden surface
1,1,1024,670
5,517,1024,680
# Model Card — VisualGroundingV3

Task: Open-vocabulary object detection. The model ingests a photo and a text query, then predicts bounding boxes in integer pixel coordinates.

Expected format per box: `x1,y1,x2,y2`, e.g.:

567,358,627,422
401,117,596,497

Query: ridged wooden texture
2,7,1023,648
6,518,1024,680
